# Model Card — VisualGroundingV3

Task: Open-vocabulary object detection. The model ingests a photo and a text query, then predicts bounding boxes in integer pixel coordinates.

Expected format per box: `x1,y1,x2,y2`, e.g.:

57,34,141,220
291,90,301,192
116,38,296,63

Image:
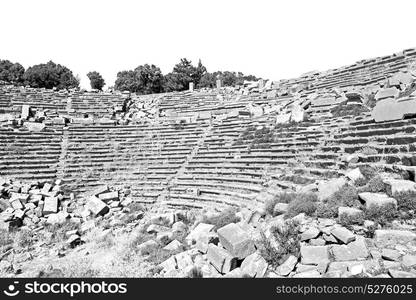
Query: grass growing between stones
286,193,318,218
264,192,296,216
258,220,300,268
201,207,240,230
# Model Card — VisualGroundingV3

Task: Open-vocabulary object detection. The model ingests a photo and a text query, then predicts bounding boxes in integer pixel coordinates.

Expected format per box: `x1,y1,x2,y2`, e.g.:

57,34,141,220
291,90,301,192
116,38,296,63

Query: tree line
0,58,261,93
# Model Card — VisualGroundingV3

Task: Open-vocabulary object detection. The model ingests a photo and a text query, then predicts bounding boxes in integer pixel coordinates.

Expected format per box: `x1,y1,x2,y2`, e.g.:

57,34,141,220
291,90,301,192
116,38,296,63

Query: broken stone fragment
358,192,397,209
163,240,183,252
383,179,416,196
217,223,255,259
240,252,268,278
330,226,356,244
207,244,237,274
137,240,159,255
42,197,58,216
98,191,119,202
276,255,298,276
300,227,320,241
374,230,416,248
185,223,215,244
381,248,401,261
300,245,329,265
86,196,109,216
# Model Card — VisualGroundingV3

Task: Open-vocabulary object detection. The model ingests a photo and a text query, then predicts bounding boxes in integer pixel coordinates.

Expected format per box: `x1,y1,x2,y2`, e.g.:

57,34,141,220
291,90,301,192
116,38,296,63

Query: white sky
1,0,416,89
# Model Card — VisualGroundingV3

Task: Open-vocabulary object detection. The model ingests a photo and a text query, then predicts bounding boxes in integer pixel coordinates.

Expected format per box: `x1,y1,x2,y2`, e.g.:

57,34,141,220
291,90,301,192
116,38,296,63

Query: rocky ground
0,165,416,278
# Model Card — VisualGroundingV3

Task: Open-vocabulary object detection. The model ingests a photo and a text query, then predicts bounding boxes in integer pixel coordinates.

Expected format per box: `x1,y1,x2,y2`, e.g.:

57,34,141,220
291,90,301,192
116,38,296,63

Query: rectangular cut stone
330,227,356,244
375,87,399,101
98,191,119,202
383,179,416,196
21,105,30,119
300,245,329,265
358,192,397,209
372,98,416,122
42,197,58,216
207,244,237,274
86,196,109,216
374,230,416,248
217,223,255,259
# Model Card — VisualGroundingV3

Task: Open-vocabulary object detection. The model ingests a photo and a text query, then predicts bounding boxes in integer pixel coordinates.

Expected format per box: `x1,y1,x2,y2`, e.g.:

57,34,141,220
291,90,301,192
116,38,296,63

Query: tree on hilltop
23,61,79,90
0,59,25,84
87,71,105,90
115,64,164,94
164,58,207,92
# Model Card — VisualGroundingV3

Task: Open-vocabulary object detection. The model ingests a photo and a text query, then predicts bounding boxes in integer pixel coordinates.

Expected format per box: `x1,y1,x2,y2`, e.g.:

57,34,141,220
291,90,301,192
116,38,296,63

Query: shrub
187,266,203,278
16,229,35,248
0,229,13,248
201,208,240,230
330,104,369,118
43,221,80,244
258,220,300,268
364,203,397,226
315,201,337,218
264,192,296,216
358,176,386,193
394,191,416,219
286,193,318,217
145,246,182,266
339,212,365,227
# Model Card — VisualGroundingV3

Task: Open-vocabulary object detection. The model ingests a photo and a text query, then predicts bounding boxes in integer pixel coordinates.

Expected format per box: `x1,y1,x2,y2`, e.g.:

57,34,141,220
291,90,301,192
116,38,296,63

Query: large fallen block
86,196,109,216
371,97,416,122
358,192,397,209
207,244,237,274
217,223,255,259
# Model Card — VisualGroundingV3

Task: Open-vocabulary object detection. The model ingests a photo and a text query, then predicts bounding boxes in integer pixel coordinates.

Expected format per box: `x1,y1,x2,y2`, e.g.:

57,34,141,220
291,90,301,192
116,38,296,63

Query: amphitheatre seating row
0,125,63,181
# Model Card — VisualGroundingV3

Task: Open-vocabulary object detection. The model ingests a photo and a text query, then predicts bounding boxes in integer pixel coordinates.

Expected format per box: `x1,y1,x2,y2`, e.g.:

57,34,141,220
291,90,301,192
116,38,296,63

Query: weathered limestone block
331,226,356,244
375,87,399,101
240,252,268,278
24,122,45,132
374,230,416,248
383,179,416,196
42,197,58,216
186,223,215,243
300,245,329,265
372,97,416,122
300,227,320,241
358,192,397,209
207,244,237,274
276,255,298,276
98,191,119,202
217,223,255,259
86,196,109,216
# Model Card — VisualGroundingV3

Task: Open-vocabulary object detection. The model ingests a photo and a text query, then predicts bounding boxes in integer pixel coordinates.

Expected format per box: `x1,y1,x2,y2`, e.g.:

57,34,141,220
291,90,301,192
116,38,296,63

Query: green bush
201,208,240,230
330,104,369,118
258,220,300,268
358,176,386,193
316,201,338,218
186,266,203,278
339,212,365,227
286,193,318,218
395,191,416,219
364,203,397,226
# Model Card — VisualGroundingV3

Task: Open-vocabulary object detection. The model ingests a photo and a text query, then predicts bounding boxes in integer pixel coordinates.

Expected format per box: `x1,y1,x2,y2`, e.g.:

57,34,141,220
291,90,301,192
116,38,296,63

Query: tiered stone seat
0,125,63,180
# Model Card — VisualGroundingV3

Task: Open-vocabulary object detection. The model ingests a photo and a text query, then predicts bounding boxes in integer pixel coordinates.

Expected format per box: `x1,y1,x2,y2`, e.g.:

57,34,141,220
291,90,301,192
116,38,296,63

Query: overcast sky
1,0,416,89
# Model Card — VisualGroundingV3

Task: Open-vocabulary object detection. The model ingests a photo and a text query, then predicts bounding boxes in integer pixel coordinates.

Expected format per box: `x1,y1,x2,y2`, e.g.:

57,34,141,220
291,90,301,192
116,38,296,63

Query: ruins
1,48,416,278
